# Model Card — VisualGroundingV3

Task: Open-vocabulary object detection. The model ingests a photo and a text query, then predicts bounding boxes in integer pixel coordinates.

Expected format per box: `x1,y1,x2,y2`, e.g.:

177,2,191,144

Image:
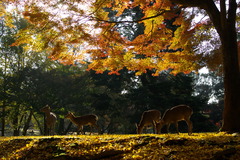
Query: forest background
0,17,223,136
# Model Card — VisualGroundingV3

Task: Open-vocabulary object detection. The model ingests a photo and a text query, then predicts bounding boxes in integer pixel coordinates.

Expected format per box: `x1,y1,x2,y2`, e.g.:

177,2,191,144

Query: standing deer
65,112,100,135
136,109,161,134
155,105,193,135
40,105,57,135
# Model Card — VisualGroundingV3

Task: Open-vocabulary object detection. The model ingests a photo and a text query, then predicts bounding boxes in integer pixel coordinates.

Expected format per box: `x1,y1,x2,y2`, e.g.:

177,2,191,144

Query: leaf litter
1,132,240,160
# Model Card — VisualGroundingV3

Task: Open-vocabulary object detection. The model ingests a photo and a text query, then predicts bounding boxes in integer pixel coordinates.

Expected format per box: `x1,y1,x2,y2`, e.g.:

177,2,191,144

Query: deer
155,105,193,135
136,109,161,134
40,105,57,135
65,112,100,135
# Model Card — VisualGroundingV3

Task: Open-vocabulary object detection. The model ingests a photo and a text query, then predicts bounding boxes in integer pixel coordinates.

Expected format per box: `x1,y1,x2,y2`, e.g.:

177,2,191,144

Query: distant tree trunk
57,118,64,135
43,114,47,135
12,107,20,136
33,112,43,135
63,122,73,135
22,110,34,136
1,103,6,136
1,78,7,136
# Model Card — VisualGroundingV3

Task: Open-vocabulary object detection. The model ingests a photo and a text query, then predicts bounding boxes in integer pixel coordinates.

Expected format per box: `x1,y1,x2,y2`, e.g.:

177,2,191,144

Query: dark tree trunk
22,110,34,136
221,32,240,132
205,0,240,133
1,78,7,136
63,122,73,135
12,107,20,136
43,114,48,135
57,118,65,135
33,112,43,135
219,0,240,132
1,105,5,136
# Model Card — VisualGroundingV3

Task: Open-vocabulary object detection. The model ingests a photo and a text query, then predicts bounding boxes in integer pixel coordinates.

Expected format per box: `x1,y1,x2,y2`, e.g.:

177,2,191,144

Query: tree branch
170,0,222,39
91,7,183,24
90,9,166,24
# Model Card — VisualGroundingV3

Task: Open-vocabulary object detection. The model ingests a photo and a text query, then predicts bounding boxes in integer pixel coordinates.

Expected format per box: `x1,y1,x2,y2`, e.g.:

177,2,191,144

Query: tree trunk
63,122,73,135
1,104,6,136
33,112,43,135
1,77,7,136
221,42,240,132
22,110,34,136
216,0,240,133
42,114,48,135
57,118,64,135
220,19,240,133
12,107,20,136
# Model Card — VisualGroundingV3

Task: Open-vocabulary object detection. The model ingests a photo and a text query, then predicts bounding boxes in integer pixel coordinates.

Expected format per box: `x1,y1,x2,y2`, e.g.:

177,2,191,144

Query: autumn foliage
1,0,212,76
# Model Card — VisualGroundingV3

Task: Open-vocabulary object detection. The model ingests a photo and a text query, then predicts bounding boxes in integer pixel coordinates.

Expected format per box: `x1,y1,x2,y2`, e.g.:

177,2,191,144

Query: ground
0,132,240,160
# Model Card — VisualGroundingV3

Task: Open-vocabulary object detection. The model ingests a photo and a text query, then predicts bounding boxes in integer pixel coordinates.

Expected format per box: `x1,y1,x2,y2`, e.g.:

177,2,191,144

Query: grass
1,132,240,159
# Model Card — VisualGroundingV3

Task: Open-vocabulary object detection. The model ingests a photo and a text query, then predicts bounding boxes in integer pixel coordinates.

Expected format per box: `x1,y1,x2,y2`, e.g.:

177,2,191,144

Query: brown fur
65,112,100,135
155,105,193,135
40,105,57,135
136,109,161,134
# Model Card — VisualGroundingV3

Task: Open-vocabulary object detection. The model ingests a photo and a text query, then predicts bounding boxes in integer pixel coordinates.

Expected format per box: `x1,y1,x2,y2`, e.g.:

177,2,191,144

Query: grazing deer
136,109,161,134
65,112,100,135
155,105,193,135
40,105,57,135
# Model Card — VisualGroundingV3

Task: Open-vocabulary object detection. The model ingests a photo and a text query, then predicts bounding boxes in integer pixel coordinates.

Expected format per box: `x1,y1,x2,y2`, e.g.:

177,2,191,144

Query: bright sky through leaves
2,0,238,75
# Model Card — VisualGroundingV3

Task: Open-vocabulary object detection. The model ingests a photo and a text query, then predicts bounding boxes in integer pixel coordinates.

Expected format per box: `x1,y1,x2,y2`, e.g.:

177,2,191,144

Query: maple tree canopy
1,0,218,76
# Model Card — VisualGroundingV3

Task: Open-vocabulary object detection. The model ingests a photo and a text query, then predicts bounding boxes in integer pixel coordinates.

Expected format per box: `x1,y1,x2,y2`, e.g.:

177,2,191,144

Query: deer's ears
45,104,50,109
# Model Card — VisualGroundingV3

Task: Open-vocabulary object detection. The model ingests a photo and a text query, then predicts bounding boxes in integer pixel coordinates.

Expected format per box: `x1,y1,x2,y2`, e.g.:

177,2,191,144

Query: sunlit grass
1,132,240,160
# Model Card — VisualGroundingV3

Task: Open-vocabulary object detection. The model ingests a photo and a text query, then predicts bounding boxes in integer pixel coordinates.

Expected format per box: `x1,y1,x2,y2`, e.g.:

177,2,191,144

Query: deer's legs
77,126,84,135
94,124,101,134
175,122,179,134
89,126,93,135
152,121,157,134
166,124,170,133
48,127,51,135
186,119,193,135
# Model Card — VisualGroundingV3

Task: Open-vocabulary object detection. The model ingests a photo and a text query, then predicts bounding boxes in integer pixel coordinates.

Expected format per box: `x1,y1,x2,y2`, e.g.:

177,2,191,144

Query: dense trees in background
0,15,222,135
1,61,222,135
1,0,235,135
1,0,239,133
0,16,222,135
